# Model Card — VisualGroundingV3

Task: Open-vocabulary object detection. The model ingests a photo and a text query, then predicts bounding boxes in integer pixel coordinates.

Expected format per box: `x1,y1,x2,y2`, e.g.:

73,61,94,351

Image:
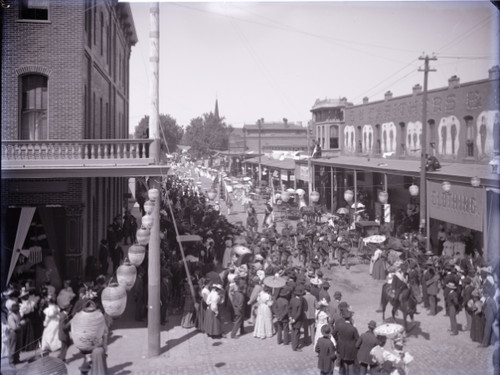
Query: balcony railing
1,139,154,168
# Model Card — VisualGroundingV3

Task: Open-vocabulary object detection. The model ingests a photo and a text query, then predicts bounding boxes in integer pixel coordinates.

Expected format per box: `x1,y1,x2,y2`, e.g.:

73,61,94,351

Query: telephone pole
418,54,437,252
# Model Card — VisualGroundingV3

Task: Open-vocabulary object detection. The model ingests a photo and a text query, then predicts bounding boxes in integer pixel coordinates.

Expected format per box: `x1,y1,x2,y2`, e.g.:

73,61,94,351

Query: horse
379,282,417,332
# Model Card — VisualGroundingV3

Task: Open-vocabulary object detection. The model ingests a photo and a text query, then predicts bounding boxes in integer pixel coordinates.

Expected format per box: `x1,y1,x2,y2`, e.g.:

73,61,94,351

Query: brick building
1,1,161,289
307,67,500,262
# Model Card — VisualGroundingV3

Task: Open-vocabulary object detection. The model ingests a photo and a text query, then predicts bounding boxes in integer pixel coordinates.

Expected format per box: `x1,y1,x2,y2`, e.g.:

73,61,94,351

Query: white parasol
363,235,387,244
263,275,287,289
337,207,350,214
233,245,251,256
351,202,365,208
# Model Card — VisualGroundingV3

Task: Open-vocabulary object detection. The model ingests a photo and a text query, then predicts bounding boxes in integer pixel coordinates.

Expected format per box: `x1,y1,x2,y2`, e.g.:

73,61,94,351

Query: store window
19,0,48,21
20,74,48,140
329,125,339,149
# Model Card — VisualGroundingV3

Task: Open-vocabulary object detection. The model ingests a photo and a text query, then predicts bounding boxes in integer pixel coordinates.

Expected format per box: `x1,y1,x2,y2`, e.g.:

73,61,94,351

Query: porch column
65,204,83,279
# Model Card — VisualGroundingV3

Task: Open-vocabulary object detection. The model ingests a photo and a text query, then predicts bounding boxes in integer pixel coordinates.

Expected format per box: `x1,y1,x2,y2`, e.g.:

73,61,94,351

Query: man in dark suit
303,284,317,346
289,285,306,352
445,282,460,335
333,309,359,375
230,281,246,339
315,325,337,375
328,291,342,326
273,288,290,345
356,320,379,375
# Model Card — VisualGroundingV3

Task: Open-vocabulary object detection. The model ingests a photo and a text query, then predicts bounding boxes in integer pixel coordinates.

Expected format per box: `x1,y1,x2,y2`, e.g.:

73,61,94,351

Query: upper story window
329,125,339,149
20,74,48,140
19,0,49,21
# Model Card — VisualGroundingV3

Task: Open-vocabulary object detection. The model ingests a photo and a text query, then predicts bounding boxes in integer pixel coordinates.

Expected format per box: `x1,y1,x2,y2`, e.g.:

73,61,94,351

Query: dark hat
321,324,332,336
425,259,434,266
294,285,306,296
322,281,330,289
368,320,377,329
338,301,349,310
279,288,291,298
341,309,353,319
334,291,342,299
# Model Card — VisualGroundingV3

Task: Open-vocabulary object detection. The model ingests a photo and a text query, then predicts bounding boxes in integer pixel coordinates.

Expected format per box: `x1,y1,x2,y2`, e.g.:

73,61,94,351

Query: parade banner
427,180,485,232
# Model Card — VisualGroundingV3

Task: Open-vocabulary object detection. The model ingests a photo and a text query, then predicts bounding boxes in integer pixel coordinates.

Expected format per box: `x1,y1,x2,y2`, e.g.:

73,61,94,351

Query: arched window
20,74,48,140
464,116,474,157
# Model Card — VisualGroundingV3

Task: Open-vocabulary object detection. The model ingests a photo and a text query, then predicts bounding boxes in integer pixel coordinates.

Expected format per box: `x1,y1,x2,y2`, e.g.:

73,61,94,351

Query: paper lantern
101,283,127,318
344,190,354,203
141,213,154,229
409,184,419,196
116,261,137,291
442,181,451,192
275,193,281,201
378,190,389,204
128,244,146,266
207,188,217,201
144,200,154,215
470,176,480,187
296,188,306,197
281,191,290,203
310,191,320,203
148,188,159,201
255,187,261,194
136,227,150,245
70,301,106,354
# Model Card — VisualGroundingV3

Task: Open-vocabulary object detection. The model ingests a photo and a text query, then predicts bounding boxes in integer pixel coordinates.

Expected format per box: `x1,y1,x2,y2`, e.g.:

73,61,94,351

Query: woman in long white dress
314,299,336,350
253,286,274,339
40,298,61,353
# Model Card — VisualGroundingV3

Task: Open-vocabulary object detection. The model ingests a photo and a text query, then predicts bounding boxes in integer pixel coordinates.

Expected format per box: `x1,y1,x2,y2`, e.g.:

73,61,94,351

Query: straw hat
318,298,329,307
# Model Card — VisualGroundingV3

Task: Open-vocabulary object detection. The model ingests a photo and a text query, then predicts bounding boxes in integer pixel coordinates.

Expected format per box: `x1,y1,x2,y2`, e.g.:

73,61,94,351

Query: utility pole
147,2,161,358
418,54,436,252
307,120,313,195
258,119,262,187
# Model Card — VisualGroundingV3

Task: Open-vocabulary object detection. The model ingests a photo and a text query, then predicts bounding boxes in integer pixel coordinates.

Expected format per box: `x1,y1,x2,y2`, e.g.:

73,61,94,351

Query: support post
418,54,436,252
147,2,161,357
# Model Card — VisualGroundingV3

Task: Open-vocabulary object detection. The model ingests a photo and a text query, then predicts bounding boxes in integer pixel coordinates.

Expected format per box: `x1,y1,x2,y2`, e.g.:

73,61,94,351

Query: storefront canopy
243,155,296,170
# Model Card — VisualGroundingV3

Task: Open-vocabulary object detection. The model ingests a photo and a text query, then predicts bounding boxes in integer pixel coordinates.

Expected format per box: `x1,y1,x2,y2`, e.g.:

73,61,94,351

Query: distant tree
133,114,184,154
184,112,231,159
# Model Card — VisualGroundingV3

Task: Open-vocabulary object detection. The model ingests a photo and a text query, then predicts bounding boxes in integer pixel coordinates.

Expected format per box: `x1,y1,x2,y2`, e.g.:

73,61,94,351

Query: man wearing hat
289,285,307,351
328,291,343,325
273,287,290,345
356,320,379,375
445,282,460,335
303,284,317,346
421,259,433,311
333,308,359,375
230,280,246,339
315,324,337,375
319,281,331,304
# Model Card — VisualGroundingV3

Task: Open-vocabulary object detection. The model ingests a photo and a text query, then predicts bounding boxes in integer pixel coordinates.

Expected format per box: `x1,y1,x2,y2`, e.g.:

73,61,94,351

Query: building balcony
1,139,166,179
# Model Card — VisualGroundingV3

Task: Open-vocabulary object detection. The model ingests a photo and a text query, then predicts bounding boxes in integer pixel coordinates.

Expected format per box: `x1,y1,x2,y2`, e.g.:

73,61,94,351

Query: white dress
314,309,336,349
41,303,61,352
253,291,274,339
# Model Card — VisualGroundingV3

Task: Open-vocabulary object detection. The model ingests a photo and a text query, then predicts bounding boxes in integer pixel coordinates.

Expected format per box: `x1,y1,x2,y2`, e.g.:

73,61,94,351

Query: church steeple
214,98,220,120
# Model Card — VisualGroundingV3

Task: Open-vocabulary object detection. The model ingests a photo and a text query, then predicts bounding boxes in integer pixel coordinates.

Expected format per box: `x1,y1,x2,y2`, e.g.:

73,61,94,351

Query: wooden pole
147,2,161,357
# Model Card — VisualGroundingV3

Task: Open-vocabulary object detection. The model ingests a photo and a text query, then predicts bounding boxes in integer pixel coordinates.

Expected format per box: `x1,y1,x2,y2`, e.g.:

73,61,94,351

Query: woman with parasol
204,284,225,339
253,285,275,339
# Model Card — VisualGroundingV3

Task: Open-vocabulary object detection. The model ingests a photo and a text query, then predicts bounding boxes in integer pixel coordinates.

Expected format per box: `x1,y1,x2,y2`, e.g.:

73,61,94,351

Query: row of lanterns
274,189,320,204
70,188,159,355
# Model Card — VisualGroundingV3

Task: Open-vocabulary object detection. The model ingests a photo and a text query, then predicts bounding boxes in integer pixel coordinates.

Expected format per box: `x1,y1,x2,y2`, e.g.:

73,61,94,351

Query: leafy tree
184,112,231,159
133,114,184,154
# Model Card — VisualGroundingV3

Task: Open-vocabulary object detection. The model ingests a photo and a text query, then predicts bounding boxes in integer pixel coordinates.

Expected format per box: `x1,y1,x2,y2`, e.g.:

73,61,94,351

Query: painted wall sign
438,115,461,157
362,124,373,153
406,121,422,157
427,180,484,232
381,122,397,154
344,125,356,154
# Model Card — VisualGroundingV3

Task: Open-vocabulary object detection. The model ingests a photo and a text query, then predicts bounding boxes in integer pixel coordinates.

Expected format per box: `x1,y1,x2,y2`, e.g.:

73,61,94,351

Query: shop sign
281,172,288,181
427,180,484,232
296,165,310,181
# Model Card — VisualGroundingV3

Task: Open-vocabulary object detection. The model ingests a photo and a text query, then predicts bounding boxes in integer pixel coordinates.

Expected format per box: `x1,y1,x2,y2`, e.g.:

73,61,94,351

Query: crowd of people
1,168,498,375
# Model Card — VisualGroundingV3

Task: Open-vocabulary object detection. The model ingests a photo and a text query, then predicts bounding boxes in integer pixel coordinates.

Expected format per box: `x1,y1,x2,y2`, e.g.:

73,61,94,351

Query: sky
127,1,499,132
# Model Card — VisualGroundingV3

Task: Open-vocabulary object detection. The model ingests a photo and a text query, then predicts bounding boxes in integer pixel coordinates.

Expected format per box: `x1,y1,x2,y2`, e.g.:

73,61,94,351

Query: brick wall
1,0,133,141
